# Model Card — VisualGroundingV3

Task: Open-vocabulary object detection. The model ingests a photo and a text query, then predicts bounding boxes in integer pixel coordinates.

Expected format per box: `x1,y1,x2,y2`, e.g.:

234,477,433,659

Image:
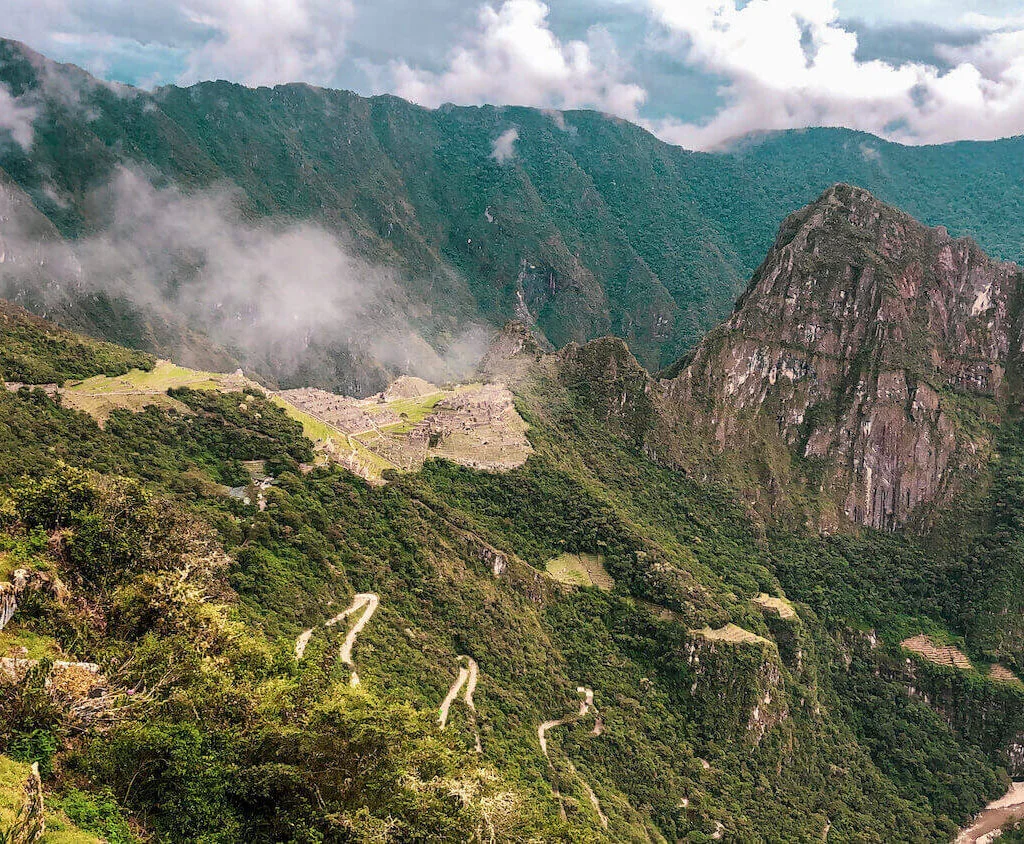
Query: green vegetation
7,38,1024,390
7,31,1024,840
0,301,153,385
0,755,101,842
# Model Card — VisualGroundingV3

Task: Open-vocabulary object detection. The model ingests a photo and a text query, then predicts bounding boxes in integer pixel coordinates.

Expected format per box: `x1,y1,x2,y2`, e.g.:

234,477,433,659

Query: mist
0,166,494,394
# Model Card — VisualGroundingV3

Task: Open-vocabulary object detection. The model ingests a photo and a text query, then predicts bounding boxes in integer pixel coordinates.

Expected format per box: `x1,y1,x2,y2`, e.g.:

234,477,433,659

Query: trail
294,629,313,660
438,660,470,730
956,781,1024,843
567,761,609,829
438,656,482,752
325,592,379,686
537,686,607,828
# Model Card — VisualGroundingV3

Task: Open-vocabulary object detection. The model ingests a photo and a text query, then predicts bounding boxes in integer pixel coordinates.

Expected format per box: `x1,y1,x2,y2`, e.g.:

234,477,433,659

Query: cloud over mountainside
490,127,519,163
0,167,490,385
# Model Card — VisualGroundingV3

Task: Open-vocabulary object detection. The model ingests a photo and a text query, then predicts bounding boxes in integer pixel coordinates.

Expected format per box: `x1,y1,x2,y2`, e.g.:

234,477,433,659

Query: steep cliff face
667,184,1023,529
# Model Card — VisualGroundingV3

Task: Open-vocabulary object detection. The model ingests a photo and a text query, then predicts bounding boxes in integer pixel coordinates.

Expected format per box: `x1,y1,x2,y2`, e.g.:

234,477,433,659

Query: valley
1,40,1024,835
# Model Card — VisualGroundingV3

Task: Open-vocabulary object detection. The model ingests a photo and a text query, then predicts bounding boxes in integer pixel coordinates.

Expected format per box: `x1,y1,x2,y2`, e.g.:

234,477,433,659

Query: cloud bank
389,0,646,117
646,0,1024,149
0,168,491,388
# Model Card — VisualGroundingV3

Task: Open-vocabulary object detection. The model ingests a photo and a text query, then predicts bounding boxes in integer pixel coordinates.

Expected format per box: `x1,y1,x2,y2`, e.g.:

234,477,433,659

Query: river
956,782,1024,843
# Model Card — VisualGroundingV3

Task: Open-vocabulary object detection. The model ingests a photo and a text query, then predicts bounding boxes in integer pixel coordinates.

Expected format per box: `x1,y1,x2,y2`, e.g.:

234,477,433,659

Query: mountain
7,37,1024,842
665,183,1021,531
2,39,1024,392
4,298,1024,841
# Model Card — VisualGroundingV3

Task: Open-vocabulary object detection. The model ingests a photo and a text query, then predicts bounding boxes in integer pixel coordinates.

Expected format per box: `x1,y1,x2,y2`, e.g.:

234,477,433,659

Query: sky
3,0,1024,150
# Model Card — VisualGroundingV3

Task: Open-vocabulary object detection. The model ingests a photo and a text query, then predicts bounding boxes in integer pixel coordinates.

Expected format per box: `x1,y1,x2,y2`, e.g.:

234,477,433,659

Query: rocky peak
667,184,1024,530
478,321,546,383
558,337,656,443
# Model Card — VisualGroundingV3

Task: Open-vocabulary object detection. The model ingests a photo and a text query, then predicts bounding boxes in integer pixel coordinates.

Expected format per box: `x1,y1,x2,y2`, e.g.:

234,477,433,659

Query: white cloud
178,0,355,86
490,127,519,163
0,84,39,152
389,0,646,116
645,0,1024,149
0,166,490,383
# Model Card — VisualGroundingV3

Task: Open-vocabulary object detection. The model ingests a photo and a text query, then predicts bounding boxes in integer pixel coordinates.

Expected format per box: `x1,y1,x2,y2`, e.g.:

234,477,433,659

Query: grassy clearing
61,360,246,425
753,593,796,619
378,392,445,432
0,756,100,843
545,553,614,591
64,361,224,394
693,624,770,646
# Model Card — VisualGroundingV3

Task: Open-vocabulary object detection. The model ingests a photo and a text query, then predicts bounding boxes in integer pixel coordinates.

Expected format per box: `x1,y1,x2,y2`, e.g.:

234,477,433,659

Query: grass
61,360,245,424
753,593,796,620
271,396,345,446
545,553,614,591
0,628,63,660
0,554,19,581
64,361,225,394
377,393,445,433
0,756,100,843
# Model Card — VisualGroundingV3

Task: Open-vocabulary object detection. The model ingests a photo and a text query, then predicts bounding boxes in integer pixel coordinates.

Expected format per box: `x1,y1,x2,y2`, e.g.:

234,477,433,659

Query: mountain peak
667,187,1023,530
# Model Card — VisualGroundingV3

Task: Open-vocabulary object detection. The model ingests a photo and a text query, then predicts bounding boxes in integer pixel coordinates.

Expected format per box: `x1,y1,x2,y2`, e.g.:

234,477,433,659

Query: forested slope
0,305,1021,841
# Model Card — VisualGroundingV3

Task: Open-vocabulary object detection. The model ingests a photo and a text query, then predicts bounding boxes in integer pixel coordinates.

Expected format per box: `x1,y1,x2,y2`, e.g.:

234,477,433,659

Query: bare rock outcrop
10,762,45,844
0,568,67,631
666,184,1024,529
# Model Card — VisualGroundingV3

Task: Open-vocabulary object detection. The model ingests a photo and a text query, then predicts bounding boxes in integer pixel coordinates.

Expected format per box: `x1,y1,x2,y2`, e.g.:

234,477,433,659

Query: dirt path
537,686,607,828
438,656,482,751
568,760,609,829
325,592,379,686
956,782,1024,843
294,629,313,660
439,659,471,729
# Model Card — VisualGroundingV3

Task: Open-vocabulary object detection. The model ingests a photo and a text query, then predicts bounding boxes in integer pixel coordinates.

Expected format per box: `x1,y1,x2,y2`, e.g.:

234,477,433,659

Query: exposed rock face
0,568,67,631
667,184,1023,529
12,762,45,844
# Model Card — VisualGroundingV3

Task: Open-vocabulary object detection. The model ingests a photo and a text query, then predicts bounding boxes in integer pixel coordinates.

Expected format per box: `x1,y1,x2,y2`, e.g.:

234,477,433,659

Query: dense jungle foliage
0,314,1021,841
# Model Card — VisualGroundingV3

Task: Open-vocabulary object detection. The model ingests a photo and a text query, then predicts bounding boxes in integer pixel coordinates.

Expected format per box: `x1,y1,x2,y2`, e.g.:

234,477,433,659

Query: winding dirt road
324,592,379,686
439,659,471,729
438,655,482,751
537,686,607,828
294,629,313,660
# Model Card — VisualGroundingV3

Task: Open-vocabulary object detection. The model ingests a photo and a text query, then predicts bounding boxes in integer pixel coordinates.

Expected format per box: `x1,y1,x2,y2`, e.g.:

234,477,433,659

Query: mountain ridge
3,289,1024,839
3,38,1024,394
